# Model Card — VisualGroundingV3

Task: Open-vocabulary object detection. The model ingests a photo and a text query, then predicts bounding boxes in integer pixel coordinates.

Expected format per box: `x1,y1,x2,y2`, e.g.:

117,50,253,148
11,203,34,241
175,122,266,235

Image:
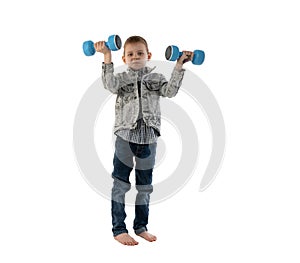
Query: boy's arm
94,41,112,64
160,51,193,98
175,50,193,70
159,67,185,98
101,63,121,94
95,41,120,94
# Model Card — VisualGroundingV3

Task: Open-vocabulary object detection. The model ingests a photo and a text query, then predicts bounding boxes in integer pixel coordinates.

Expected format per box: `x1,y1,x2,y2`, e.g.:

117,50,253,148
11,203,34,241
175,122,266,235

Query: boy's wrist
175,62,183,70
104,53,112,64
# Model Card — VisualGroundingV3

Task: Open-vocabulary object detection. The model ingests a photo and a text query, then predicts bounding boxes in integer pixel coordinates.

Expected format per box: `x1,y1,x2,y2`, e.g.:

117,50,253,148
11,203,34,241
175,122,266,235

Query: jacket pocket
143,80,160,91
119,83,135,104
120,83,135,93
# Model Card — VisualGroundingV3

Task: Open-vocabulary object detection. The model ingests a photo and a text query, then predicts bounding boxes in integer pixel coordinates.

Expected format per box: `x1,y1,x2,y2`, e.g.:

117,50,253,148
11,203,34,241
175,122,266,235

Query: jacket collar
127,65,156,76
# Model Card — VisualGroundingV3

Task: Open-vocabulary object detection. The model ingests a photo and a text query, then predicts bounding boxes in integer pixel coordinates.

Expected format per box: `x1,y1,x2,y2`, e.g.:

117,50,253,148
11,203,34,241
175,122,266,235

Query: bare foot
136,231,157,242
114,233,139,246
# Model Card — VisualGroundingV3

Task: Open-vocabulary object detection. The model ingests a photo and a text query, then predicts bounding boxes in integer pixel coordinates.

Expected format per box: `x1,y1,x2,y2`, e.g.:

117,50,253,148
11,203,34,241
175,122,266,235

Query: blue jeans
111,136,157,236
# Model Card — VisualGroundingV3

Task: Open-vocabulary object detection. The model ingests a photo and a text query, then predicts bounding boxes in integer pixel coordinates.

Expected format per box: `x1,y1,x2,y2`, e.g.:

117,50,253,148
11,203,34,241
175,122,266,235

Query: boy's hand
94,41,110,54
175,51,193,70
94,41,112,64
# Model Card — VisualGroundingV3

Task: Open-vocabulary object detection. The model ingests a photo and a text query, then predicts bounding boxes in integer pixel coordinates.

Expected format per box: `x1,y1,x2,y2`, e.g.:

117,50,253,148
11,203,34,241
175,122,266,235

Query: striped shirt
115,118,159,144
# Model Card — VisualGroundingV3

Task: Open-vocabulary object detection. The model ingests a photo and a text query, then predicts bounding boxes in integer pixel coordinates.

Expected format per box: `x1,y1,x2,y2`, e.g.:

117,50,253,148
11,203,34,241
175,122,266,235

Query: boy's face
122,42,152,70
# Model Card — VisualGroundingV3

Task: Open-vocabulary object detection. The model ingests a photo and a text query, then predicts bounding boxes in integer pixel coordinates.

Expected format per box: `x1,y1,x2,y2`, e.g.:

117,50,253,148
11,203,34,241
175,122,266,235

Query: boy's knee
112,176,131,193
135,184,153,205
136,184,153,194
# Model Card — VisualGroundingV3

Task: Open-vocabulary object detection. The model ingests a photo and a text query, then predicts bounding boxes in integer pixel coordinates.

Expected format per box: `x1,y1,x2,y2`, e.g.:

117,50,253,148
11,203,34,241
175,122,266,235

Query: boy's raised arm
94,41,120,94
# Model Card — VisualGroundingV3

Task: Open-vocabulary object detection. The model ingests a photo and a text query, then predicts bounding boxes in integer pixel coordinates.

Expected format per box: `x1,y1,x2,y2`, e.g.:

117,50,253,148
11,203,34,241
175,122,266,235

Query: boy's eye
138,52,144,56
127,53,133,56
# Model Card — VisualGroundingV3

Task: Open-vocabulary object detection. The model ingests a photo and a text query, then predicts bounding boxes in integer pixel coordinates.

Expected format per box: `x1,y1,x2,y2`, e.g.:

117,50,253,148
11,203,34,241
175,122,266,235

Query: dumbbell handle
178,51,187,57
178,51,194,60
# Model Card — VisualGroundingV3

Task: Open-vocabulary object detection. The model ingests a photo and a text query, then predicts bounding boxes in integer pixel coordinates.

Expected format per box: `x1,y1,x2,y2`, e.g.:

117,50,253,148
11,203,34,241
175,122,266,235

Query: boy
95,36,192,246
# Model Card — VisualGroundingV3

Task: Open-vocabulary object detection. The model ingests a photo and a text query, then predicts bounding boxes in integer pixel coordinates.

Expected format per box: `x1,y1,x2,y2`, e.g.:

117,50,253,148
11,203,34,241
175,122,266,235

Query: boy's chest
119,79,160,97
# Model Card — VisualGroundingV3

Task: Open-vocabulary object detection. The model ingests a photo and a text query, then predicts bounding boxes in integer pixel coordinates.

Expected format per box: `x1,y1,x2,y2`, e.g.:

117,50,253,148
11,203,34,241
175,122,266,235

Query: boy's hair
123,36,149,55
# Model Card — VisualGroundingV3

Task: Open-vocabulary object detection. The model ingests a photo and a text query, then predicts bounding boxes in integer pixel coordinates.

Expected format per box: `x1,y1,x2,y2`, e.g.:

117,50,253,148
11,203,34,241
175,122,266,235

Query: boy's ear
122,56,126,64
147,52,152,60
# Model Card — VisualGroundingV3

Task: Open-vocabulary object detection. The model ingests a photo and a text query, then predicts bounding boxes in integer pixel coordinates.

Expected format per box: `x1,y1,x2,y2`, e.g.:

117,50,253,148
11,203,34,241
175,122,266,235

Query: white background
1,0,299,262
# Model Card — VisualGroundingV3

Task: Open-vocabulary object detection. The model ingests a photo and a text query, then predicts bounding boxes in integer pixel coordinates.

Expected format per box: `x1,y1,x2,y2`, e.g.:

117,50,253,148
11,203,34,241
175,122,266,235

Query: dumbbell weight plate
193,50,205,65
165,46,173,60
107,35,122,51
165,45,180,61
83,40,96,56
115,35,122,50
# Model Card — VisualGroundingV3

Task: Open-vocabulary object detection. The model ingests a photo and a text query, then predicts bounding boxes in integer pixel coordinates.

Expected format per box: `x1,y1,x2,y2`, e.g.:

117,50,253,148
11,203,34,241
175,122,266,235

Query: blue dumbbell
82,35,122,56
165,45,205,65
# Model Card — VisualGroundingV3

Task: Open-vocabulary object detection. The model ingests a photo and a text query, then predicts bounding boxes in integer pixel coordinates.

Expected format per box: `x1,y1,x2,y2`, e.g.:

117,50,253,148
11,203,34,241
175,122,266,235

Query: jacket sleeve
101,63,121,94
160,67,185,98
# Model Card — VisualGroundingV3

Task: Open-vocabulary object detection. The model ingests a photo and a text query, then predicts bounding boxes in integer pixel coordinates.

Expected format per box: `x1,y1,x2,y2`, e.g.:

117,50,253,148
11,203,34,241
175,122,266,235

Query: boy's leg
133,142,157,241
111,137,133,237
134,168,153,233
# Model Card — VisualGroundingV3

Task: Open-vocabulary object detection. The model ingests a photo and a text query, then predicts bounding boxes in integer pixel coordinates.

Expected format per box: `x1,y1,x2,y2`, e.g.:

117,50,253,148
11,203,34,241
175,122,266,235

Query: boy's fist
94,41,111,55
177,51,194,65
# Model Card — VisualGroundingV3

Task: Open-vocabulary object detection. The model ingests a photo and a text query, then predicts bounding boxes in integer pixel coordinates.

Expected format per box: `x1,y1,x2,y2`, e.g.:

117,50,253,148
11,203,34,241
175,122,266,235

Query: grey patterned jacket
102,63,185,134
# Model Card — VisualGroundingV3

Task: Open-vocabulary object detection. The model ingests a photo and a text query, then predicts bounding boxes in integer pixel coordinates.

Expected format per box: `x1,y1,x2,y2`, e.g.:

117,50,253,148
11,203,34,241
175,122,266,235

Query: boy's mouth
128,60,146,69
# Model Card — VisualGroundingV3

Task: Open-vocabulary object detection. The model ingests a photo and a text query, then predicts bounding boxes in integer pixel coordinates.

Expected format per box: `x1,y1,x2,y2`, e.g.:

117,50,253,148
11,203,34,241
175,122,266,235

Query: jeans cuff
113,229,128,237
134,227,147,235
